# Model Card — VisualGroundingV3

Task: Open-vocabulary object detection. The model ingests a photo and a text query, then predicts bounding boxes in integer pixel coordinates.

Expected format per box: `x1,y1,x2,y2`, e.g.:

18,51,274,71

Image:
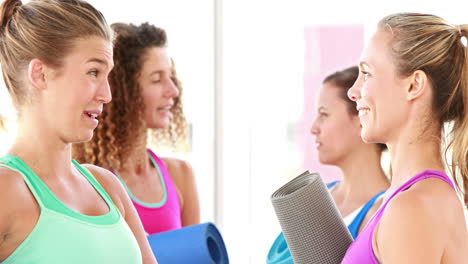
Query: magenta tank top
118,149,182,235
341,170,455,263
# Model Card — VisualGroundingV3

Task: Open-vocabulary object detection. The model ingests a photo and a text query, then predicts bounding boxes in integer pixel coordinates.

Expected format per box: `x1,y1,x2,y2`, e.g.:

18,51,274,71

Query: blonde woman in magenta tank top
342,13,468,263
0,0,157,263
73,23,200,235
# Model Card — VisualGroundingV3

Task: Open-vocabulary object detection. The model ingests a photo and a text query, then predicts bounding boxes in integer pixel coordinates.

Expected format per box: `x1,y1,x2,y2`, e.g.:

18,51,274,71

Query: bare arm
0,168,22,260
83,165,158,264
0,167,41,261
375,188,446,264
163,158,200,226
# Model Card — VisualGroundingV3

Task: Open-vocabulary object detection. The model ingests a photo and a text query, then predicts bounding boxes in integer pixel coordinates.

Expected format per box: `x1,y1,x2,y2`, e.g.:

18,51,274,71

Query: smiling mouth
84,111,98,119
358,109,370,117
157,106,172,112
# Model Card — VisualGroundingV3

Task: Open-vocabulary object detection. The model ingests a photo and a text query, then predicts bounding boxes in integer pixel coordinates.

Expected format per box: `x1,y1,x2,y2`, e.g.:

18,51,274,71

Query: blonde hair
378,13,468,204
0,0,112,109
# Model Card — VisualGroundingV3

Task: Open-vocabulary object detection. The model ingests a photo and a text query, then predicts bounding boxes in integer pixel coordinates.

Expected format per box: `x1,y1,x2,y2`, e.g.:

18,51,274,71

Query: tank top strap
147,148,179,202
147,149,171,184
376,170,454,219
348,190,385,238
71,160,117,211
326,180,340,189
341,170,455,264
0,154,120,225
0,154,47,209
390,170,454,199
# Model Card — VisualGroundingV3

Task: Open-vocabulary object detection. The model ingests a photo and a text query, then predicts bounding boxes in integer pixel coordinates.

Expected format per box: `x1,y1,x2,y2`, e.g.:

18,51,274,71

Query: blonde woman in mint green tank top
0,0,157,263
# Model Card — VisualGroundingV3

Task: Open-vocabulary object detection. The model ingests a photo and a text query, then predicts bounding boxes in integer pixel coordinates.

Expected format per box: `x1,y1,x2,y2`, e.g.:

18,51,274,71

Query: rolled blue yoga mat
148,222,229,264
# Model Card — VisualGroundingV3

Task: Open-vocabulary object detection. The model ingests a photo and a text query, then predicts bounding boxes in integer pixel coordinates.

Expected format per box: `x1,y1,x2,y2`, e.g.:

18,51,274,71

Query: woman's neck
338,144,389,196
119,132,151,177
386,100,445,189
387,131,444,189
9,120,74,180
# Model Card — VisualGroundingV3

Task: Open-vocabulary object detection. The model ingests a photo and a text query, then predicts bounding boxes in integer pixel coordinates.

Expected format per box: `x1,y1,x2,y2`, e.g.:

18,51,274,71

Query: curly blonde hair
73,22,188,171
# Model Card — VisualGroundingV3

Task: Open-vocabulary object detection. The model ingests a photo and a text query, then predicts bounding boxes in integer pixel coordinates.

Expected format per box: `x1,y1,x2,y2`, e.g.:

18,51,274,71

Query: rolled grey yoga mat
271,171,353,264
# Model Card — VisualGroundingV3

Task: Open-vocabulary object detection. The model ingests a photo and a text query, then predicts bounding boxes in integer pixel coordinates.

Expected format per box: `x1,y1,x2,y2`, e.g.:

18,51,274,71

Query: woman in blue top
267,66,389,264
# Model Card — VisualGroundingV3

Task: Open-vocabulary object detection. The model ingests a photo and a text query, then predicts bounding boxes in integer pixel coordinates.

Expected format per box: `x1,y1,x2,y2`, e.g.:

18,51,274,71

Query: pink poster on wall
299,25,364,183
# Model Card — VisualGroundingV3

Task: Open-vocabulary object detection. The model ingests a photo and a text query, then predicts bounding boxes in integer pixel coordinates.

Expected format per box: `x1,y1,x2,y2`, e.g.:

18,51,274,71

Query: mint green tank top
0,154,142,264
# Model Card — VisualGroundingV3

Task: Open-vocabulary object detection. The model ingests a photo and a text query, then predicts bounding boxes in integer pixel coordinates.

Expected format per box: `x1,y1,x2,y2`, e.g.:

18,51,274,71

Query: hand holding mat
148,222,229,264
270,171,353,264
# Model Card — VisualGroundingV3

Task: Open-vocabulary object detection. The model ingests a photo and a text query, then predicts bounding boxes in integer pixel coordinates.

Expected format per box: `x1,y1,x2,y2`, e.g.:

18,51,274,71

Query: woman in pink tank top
73,23,200,235
342,13,468,263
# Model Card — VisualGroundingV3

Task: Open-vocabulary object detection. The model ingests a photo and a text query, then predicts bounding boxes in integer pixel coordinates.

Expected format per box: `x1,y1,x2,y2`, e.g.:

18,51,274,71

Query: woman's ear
27,59,47,90
406,70,428,101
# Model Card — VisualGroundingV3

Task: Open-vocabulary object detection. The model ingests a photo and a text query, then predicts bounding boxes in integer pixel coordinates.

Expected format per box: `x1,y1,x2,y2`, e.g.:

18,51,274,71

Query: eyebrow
149,70,163,76
359,61,370,69
86,58,113,68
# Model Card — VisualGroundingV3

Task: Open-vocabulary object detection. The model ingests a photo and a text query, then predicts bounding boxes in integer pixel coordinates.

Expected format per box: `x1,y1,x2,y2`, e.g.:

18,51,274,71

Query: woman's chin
71,131,94,144
361,128,381,144
318,154,337,166
147,120,170,130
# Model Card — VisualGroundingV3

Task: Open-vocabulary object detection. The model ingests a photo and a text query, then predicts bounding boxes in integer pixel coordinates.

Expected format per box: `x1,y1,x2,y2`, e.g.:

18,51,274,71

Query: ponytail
448,24,468,206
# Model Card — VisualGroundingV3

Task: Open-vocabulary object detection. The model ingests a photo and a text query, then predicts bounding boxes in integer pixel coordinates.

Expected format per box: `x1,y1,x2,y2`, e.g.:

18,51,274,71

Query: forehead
361,30,394,70
65,36,113,66
318,82,346,106
140,47,171,73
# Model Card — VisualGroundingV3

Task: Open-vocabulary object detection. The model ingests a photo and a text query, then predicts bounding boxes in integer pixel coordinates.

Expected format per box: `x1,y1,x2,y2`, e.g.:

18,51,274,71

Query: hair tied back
0,0,21,29
458,25,468,47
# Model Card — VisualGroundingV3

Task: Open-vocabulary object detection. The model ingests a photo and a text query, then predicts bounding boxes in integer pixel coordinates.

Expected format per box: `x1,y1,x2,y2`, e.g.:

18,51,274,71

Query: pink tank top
341,170,455,263
118,149,182,235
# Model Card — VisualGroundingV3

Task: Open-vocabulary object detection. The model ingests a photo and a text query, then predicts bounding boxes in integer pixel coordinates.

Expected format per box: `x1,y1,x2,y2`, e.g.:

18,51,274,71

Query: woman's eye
89,70,99,77
361,71,370,80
